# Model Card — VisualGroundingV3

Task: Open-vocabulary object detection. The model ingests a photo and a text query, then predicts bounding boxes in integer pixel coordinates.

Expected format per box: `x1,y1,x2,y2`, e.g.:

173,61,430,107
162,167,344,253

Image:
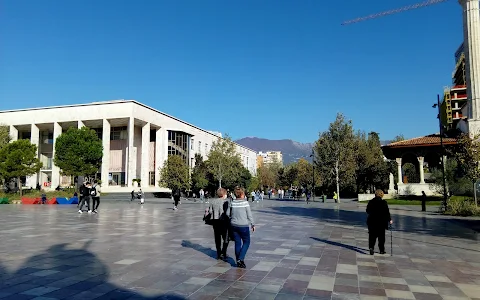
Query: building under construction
440,43,468,130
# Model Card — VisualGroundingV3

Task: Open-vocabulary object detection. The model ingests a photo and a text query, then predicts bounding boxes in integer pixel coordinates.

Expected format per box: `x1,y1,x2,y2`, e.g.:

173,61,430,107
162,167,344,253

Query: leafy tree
191,154,209,192
295,158,321,188
278,164,298,189
0,139,42,197
53,127,103,184
248,176,260,192
206,135,242,188
403,163,419,183
159,155,190,191
430,159,471,196
315,113,356,202
224,165,252,190
451,133,480,206
257,165,278,188
392,134,405,143
0,125,11,148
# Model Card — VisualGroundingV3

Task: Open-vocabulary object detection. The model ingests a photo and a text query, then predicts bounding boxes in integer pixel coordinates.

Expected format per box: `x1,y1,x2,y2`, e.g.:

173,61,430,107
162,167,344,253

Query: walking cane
389,224,393,257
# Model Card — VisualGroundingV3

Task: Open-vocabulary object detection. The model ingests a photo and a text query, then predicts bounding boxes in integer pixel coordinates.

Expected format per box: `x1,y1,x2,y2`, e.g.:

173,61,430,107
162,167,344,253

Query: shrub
445,197,480,216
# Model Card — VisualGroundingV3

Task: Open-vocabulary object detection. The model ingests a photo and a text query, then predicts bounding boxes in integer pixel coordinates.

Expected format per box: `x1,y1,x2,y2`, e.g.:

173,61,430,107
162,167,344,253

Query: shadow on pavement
0,243,186,300
258,205,479,241
310,237,367,254
181,240,236,267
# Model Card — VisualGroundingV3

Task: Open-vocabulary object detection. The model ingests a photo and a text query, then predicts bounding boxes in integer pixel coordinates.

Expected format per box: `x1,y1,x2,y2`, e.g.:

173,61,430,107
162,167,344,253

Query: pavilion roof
384,134,458,148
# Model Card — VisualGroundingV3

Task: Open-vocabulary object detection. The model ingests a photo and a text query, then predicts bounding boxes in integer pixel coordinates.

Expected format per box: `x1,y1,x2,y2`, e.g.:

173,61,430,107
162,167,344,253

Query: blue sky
0,0,463,143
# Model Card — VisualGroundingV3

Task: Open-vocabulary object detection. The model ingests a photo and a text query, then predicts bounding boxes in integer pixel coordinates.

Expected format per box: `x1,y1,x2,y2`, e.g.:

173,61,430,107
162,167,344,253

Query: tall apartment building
257,151,283,166
441,43,468,130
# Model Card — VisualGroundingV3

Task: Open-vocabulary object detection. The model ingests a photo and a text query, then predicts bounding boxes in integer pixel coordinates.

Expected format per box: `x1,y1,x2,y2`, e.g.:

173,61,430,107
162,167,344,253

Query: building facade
0,100,257,192
257,151,283,166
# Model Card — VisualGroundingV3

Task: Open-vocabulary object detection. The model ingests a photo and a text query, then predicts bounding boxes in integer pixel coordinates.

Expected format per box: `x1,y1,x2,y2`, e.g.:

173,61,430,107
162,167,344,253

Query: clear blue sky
0,0,463,143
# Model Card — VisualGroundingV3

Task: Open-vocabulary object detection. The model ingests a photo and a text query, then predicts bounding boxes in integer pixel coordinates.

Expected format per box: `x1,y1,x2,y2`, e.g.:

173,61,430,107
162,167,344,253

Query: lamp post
432,94,448,212
310,148,315,201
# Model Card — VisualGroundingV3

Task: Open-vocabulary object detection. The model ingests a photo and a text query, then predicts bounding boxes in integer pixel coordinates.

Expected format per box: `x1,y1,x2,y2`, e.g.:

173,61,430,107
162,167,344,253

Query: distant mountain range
235,137,393,165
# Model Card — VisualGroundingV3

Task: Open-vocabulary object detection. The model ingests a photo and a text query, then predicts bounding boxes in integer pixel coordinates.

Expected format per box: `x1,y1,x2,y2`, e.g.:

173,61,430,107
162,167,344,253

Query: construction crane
341,0,450,25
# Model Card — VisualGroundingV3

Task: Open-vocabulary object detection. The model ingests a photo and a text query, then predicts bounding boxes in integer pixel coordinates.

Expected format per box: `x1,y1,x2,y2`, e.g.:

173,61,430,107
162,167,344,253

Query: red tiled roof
384,134,458,148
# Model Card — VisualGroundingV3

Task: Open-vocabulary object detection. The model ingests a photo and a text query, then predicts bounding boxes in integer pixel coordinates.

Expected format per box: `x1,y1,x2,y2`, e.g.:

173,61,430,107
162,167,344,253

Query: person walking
366,189,393,255
199,188,205,203
173,188,181,210
421,191,427,212
205,188,230,260
91,180,101,213
231,186,255,268
78,181,92,214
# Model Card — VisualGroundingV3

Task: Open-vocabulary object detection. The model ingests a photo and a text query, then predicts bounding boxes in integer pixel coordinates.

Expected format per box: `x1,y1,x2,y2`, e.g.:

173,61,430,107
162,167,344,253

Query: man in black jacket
366,190,393,255
78,181,92,214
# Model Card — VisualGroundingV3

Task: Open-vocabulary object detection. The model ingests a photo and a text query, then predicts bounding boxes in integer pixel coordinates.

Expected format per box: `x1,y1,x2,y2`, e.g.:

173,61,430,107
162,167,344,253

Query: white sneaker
88,210,92,214
173,206,178,210
78,210,82,214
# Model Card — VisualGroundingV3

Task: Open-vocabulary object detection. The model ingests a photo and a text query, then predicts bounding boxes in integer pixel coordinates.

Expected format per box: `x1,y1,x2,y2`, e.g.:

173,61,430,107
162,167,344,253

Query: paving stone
0,198,478,300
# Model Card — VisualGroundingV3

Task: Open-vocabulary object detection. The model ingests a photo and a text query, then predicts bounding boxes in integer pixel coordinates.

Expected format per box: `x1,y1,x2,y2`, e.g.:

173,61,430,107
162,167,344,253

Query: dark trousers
174,196,180,207
92,197,100,210
79,196,90,211
368,228,386,252
231,226,250,261
212,220,228,257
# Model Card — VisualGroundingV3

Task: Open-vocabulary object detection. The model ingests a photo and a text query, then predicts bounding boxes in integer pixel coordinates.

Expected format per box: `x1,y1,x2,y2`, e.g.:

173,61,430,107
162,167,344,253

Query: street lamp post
433,94,448,212
310,148,315,201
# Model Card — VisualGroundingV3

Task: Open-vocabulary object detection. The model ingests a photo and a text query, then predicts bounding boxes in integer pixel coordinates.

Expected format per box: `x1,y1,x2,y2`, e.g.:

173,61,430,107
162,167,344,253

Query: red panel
21,197,41,204
47,198,57,204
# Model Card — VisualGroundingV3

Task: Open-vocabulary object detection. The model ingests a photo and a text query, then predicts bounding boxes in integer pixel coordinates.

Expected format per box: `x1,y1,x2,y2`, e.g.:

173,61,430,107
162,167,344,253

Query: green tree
391,134,405,143
191,154,209,191
257,165,278,188
295,158,321,188
53,127,103,185
248,176,260,192
0,139,42,197
452,133,480,206
0,125,11,148
315,113,356,202
206,135,242,188
278,164,298,188
159,155,190,191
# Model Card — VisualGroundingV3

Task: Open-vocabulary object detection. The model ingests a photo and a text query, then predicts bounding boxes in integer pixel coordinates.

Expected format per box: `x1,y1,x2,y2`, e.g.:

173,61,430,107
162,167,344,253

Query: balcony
40,157,53,170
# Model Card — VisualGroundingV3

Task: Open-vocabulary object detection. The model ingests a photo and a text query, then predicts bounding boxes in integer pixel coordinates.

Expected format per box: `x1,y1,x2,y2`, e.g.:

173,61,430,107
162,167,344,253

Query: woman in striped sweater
231,186,256,268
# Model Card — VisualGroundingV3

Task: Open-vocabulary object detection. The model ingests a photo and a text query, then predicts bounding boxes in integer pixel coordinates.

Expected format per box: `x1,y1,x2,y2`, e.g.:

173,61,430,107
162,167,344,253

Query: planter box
0,198,9,204
57,197,78,205
21,197,41,204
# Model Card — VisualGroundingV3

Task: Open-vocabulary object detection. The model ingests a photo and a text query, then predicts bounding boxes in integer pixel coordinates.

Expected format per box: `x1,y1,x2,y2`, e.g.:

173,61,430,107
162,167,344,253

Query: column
141,123,150,186
51,122,62,189
78,120,85,129
155,128,162,187
28,124,40,188
101,119,111,188
396,158,403,185
417,156,425,184
460,0,480,134
127,117,135,187
9,125,18,141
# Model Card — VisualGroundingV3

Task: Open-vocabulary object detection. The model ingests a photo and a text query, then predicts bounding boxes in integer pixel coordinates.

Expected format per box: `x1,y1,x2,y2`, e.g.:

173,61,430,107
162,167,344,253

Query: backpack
90,186,96,197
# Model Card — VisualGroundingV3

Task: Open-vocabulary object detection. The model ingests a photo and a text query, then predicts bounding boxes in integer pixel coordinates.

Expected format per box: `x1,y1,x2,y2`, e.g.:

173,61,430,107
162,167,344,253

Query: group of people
204,187,255,268
77,180,101,214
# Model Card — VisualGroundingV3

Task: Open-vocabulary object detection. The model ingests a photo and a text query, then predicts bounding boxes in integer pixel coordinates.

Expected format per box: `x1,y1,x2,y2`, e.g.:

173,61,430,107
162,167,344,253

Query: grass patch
0,189,76,201
385,199,442,206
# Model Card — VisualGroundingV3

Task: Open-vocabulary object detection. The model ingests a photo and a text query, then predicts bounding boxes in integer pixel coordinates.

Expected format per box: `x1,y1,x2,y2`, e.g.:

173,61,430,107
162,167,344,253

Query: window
167,130,190,164
191,139,194,150
149,172,155,186
40,131,53,144
111,126,127,140
198,141,201,153
92,128,102,140
205,143,208,154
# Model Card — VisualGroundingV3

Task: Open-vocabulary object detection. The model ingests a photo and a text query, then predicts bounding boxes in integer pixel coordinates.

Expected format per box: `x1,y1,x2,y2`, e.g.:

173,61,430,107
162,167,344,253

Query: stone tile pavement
0,198,479,299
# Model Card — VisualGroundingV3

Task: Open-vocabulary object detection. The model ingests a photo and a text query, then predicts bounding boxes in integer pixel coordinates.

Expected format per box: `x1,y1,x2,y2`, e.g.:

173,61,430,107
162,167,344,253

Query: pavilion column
417,156,425,184
141,123,150,186
155,128,163,187
28,124,40,188
396,158,403,184
9,125,18,141
127,117,135,188
51,122,62,189
101,119,110,188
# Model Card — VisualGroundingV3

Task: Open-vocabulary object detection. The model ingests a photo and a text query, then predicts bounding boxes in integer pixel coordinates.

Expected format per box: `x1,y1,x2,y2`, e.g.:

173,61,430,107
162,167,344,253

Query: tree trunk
18,177,22,197
219,178,222,188
335,160,340,203
474,181,478,207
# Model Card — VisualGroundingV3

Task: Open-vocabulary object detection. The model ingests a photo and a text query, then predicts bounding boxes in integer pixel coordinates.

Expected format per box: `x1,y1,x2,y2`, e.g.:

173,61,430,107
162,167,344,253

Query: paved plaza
0,198,479,300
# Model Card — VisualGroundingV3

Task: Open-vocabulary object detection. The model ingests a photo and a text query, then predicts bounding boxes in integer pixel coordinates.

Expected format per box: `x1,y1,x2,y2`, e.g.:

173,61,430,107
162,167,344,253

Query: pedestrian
131,190,135,201
231,186,255,268
78,181,92,214
421,191,427,212
205,188,230,260
91,180,101,213
199,188,205,203
173,188,181,210
366,189,393,255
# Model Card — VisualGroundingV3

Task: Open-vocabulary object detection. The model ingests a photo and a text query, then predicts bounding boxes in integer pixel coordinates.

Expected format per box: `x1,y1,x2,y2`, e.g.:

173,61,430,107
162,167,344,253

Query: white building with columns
0,100,257,192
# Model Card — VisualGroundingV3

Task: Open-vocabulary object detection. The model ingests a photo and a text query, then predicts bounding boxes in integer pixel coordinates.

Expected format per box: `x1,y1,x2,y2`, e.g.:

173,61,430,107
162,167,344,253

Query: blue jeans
232,226,250,261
